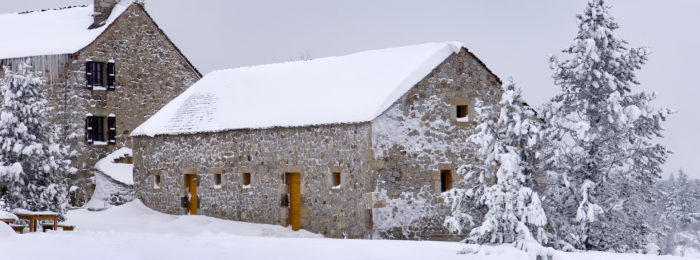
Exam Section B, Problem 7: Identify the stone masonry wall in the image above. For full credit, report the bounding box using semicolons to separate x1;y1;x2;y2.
369;49;502;240
133;123;374;239
42;3;199;205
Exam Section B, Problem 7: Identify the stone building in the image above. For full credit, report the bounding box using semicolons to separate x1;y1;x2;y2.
0;0;201;205
131;42;502;240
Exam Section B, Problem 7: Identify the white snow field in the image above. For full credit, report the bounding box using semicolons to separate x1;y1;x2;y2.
0;200;691;260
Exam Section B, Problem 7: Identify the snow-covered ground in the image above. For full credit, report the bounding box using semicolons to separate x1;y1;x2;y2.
0;200;693;259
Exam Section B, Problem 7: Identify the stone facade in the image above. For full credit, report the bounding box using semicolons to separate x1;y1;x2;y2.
370;49;502;240
0;3;201;205
132;48;501;239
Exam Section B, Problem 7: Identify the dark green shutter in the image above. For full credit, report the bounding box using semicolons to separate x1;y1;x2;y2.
107;61;115;91
107;115;116;145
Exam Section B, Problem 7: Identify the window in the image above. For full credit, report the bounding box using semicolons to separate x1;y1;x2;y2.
332;172;341;187
86;60;116;90
453;97;472;123
214;173;222;188
153;175;161;189
440;170;452;192
242;172;251;186
456;105;468;119
86;114;116;145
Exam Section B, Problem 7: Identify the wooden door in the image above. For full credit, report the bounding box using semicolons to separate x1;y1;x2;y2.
186;174;198;215
288;173;301;231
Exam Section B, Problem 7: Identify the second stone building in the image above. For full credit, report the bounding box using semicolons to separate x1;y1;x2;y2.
130;42;502;240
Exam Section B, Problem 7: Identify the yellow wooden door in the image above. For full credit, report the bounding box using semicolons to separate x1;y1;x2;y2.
187;175;198;215
288;173;301;231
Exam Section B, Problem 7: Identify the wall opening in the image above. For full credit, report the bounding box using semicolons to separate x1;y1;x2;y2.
242;172;251;186
332;172;341;187
153;175;161;189
440;170;452;192
214;173;222;188
456;105;468;119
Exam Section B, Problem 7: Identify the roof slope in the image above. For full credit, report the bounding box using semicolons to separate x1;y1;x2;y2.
132;42;465;137
0;3;131;60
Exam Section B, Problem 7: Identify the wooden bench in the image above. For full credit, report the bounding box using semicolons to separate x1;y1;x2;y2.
58;224;75;231
10;224;24;234
41;223;56;232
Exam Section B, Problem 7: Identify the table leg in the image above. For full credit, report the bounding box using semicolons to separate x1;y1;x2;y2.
29;217;35;232
53;216;57;231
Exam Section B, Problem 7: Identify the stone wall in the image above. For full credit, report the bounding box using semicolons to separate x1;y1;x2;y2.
133;123;374;238
0;3;200;205
369;49;502;240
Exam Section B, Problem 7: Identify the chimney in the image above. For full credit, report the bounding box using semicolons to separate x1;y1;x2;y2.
90;0;119;29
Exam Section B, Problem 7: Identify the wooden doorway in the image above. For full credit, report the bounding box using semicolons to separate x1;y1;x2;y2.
185;174;198;215
286;173;301;231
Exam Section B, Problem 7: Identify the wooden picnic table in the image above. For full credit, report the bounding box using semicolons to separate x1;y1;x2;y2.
12;209;58;232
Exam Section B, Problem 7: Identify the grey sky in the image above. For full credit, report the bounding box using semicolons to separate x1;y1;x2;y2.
2;0;699;178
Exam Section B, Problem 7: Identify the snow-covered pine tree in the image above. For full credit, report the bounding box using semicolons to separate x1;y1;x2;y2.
656;170;700;255
543;0;670;252
444;79;547;245
0;59;73;219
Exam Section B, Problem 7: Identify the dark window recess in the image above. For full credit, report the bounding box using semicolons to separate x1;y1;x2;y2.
215;174;222;186
107;115;116;145
93;117;104;142
85;61;107;89
456;105;468;119
440;170;452;192
242;173;251;186
107;61;116;90
332;172;341;187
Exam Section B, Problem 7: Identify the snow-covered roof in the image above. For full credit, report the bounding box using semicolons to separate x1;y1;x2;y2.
132;42;466;137
0;2;132;60
95;147;134;185
0;211;18;221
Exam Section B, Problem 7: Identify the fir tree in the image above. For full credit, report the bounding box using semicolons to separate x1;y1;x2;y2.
543;0;670;251
444;80;547;245
0;59;73;218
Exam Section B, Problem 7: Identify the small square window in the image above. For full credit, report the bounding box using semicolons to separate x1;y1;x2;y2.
332;172;341;187
153;175;161;189
456;105;468;119
440;170;452;192
214;173;222;187
242;172;251;186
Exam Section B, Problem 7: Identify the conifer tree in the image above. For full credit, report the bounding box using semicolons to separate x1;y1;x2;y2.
0;59;73;218
543;0;670;251
445;80;547;244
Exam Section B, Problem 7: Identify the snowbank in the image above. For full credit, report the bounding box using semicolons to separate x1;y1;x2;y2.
0;2;133;60
0;210;18;221
67;199;320;238
0;222;16;240
132;42;464;137
94;147;133;185
0;200;693;259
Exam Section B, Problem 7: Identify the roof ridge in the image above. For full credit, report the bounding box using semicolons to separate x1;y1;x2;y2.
16;5;89;15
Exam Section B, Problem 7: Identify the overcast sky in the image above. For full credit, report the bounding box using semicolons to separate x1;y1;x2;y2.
2;0;699;178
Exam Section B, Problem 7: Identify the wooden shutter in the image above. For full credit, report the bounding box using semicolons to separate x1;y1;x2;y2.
107;61;116;91
107;115;116;145
85;61;93;89
85;115;94;144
